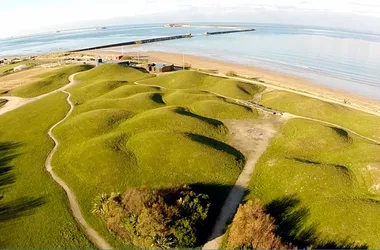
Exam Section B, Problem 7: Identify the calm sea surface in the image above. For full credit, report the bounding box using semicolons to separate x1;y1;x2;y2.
1;23;380;100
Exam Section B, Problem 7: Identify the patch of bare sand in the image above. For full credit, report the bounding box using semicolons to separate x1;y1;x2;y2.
203;117;282;249
0;67;56;93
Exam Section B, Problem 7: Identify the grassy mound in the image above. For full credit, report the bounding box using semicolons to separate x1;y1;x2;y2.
189;100;259;120
248;119;380;247
11;65;92;97
0;94;92;248
118;106;227;140
49;64;248;247
163;89;224;106
138;71;265;100
260;90;380;141
75;63;153;82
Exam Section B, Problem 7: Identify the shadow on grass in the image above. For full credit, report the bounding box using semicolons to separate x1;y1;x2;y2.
186;133;245;165
151;93;165;105
0;141;45;225
190;183;245;245
265;195;367;249
174;107;224;127
0;142;20;190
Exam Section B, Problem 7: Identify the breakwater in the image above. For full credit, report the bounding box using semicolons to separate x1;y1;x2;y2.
204;29;255;36
70;34;192;52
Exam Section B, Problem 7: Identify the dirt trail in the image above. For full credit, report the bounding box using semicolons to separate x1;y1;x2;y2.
202;119;279;249
45;78;112;249
0;73;80;116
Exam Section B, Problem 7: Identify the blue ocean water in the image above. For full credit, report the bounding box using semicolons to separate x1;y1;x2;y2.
1;23;380;100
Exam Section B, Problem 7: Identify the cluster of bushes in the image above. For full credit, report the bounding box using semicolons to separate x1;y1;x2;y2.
227;200;289;249
92;185;210;248
225;70;238;77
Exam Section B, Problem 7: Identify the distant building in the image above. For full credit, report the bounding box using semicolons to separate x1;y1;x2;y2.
96;58;130;66
13;65;27;72
145;63;174;73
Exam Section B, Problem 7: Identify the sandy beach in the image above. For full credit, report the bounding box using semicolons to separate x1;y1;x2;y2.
83;50;380;115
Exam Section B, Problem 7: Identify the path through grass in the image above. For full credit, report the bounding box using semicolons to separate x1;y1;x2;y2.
0;93;93;248
248;119;380;247
261;90;380;141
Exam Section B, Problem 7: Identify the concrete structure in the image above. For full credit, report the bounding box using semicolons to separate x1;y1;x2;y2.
13;65;27;72
145;63;174;73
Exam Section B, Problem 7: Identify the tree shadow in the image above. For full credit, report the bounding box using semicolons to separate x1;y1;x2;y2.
0;142;20;190
265;195;368;249
0;140;45;227
186;133;245;165
190;183;244;245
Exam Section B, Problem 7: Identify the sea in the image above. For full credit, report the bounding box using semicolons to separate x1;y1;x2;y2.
1;23;380;100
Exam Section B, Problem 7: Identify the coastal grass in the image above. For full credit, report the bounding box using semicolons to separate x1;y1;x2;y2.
138;70;265;100
260;90;380;141
248;119;380;247
11;65;92;98
50;64;250;247
0;60;39;76
0;99;7;107
0;93;93;248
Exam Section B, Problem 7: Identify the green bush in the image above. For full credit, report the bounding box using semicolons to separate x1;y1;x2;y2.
93;185;210;248
225;70;238;77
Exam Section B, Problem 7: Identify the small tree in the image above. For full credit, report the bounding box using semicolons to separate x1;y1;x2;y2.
227;200;289;249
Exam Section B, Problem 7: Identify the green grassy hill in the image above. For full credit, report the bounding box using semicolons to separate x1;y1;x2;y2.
11;65;92;98
248;119;380;247
49;65;258;247
0;94;93;248
260;90;380;141
138;71;265;100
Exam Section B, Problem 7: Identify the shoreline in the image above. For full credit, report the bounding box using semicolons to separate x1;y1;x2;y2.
83;49;380;115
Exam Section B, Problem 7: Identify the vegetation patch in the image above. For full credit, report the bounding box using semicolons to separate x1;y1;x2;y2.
11;65;92;97
248;119;380;247
260;90;380;141
227;200;289;249
92;186;210;248
0;99;8;108
0;60;39;76
138;70;265;100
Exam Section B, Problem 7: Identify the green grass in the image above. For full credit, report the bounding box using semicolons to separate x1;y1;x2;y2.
0;99;7;107
138;70;265;100
11;65;92;98
248;119;380;247
0;61;38;75
48;64;252;247
260;90;380;141
0;93;93;248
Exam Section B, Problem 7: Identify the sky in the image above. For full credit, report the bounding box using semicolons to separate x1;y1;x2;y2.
1;0;380;38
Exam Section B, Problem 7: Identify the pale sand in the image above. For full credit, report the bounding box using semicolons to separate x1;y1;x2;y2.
0;67;56;93
83;50;380;115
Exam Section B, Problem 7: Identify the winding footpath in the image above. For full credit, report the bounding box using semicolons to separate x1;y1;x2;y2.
44;76;112;249
1;71;380;249
134;79;380;249
0;73;111;249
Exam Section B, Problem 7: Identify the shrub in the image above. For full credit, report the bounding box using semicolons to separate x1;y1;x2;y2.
225;70;238;77
227;200;289;249
93;185;210;248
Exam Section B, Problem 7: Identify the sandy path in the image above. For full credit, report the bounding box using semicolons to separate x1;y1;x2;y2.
45;88;112;249
203;119;278;249
0;73;79;116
